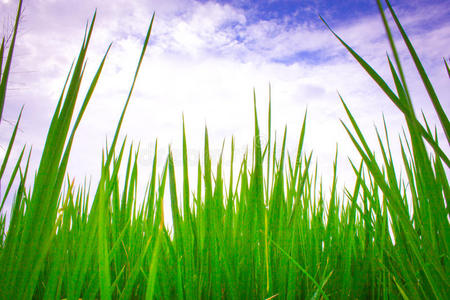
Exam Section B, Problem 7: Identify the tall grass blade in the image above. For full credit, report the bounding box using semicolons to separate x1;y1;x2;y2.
0;0;22;121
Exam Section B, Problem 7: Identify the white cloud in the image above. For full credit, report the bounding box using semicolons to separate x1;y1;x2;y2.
1;0;449;220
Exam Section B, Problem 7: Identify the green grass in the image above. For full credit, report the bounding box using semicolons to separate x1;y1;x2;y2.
0;0;448;299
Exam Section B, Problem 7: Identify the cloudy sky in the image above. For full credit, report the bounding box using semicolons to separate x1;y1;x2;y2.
0;0;449;212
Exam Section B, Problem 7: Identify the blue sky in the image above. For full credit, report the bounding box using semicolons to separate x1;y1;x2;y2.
199;0;381;24
0;0;449;220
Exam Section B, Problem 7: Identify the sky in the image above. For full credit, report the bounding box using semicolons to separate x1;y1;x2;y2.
0;0;449;217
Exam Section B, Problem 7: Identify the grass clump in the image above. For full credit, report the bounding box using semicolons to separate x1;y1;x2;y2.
0;0;448;299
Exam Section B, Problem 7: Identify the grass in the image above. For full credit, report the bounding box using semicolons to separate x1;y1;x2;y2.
0;0;448;298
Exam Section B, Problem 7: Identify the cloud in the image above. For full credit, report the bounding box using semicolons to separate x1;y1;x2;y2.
1;0;449;219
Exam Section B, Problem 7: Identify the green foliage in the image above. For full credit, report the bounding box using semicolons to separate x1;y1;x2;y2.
0;0;448;299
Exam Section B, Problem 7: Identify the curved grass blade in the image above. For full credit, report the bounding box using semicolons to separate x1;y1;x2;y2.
0;0;22;121
382;0;450;144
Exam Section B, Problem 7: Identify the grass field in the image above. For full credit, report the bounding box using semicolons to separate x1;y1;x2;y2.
0;0;448;299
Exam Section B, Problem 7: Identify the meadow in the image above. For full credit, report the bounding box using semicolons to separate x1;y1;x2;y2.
0;0;448;299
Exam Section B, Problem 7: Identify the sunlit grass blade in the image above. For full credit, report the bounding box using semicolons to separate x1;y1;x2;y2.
0;0;22;120
1;12;102;298
382;0;450;144
321;14;450;168
104;13;155;169
0;108;22;182
0;145;25;212
270;238;329;300
145;228;162;300
444;58;450;78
